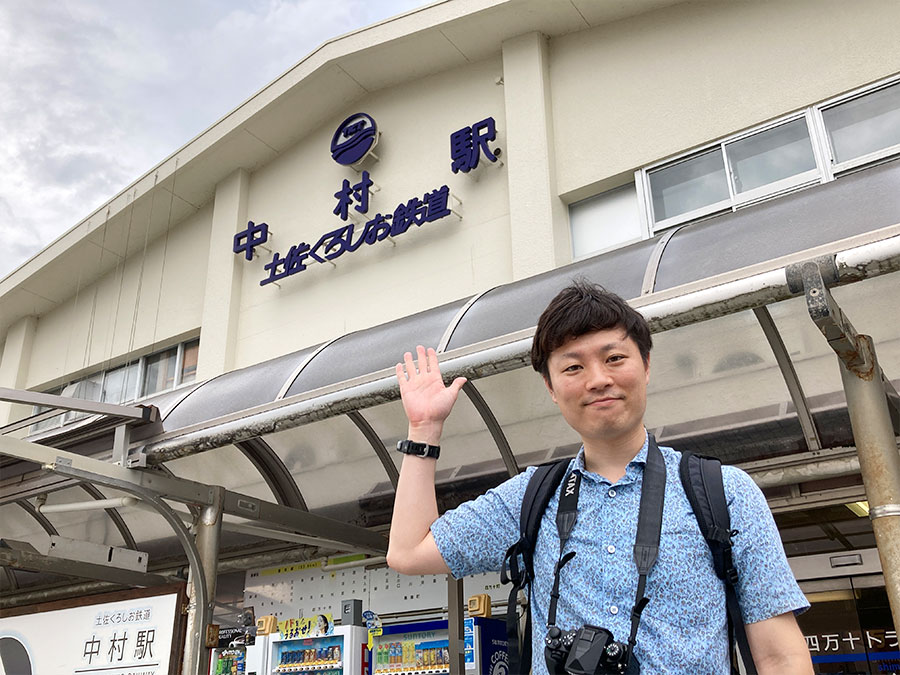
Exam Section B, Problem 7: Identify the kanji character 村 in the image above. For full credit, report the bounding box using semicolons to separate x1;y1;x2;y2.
333;171;373;221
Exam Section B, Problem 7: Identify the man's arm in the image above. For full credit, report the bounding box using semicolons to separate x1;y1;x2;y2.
745;611;813;674
386;346;465;576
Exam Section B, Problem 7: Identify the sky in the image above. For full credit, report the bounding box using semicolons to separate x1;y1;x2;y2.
0;0;430;281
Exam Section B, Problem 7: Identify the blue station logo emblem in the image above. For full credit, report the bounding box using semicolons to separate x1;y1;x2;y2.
330;113;377;165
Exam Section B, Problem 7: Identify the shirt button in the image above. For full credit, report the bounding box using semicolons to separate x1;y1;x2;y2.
606;545;616;554
610;605;619;615
608;488;617;497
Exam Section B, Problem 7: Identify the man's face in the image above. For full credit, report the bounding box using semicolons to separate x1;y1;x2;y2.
543;327;650;446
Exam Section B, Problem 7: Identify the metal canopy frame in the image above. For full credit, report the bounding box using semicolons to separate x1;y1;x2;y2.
1;226;899;668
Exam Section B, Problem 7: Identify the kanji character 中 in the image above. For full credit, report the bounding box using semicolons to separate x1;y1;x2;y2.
84;635;101;664
233;221;270;260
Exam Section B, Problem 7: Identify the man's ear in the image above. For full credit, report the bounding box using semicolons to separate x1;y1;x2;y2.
644;354;651;384
543;374;557;404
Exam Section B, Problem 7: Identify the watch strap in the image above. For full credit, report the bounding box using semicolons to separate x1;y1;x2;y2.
396;439;440;459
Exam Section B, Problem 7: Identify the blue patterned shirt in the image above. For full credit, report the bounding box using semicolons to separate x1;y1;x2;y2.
431;435;809;674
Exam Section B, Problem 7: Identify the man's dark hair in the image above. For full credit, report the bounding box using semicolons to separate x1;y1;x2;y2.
530;279;652;379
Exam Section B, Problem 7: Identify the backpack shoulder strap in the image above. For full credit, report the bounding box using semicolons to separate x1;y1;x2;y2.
679;452;757;675
500;458;571;675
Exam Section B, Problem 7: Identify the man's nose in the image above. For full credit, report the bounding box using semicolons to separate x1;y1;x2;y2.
584;363;614;389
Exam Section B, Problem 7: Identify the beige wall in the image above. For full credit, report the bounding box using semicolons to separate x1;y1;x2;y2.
551;0;900;200
25;204;212;389
234;56;509;368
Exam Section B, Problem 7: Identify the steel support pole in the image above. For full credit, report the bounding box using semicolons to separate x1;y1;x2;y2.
838;335;900;631
184;485;225;675
447;576;465;675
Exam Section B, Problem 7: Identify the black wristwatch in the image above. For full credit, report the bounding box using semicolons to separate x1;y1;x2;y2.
396;439;441;459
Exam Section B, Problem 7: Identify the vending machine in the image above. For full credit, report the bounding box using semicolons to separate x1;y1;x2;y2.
246;624;368;675
369;617;508;675
210;645;248;675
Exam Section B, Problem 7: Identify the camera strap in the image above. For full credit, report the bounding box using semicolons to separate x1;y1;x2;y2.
547;435;666;658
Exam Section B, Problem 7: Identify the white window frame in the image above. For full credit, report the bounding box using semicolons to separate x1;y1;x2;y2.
639;109;828;233
812;73;900;178
30;338;199;434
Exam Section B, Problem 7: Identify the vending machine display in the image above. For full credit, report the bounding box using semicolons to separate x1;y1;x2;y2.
247;624;368;675
211;647;247;674
369;618;507;675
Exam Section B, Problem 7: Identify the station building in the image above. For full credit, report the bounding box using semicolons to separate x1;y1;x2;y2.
2;1;899;673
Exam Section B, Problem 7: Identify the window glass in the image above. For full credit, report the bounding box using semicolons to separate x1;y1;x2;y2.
180;339;199;385
725;118;816;194
141;347;178;397
102;363;139;404
823;81;900;165
648;148;729;222
30;386;64;433
63;373;104;422
570;183;642;258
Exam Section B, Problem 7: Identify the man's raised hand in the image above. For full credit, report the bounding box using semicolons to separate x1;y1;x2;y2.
395;346;467;444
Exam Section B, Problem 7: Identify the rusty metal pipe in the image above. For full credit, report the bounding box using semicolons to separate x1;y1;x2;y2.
839;336;900;631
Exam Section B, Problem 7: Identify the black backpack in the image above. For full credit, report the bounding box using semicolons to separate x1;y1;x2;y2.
500;452;756;675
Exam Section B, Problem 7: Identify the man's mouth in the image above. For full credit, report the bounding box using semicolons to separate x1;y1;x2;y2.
586;397;622;406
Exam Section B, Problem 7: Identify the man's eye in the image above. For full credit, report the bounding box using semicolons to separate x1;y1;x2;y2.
608;355;624;362
563;364;581;372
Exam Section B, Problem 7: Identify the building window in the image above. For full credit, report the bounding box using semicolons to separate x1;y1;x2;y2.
631;74;900;235
818;79;900;173
180;338;200;385
141;347;178;397
642;112;823;231
102;362;140;405
724;117;817;196
647;149;731;225
569;183;644;259
30;338;199;434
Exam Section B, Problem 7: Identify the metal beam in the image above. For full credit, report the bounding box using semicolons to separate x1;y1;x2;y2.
797;260;900;632
462;381;519;477
0;541;173;587
447;576;465;675
220;491;386;555
347;411;399;490
235;438;307;510
126;232;900;464
17;498;58;536
80;482;138;550
0;387;160;423
753;306;822;451
0;409;62;435
0;436;387;556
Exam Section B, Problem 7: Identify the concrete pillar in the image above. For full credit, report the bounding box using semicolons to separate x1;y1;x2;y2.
0;316;37;426
196;169;250;382
502;32;570;280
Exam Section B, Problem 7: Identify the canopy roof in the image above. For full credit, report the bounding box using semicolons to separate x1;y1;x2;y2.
2;158;900;607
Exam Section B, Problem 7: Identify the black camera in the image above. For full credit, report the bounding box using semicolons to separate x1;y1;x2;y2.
544;625;632;674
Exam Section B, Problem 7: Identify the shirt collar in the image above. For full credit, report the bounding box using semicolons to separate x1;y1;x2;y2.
573;429;650;483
